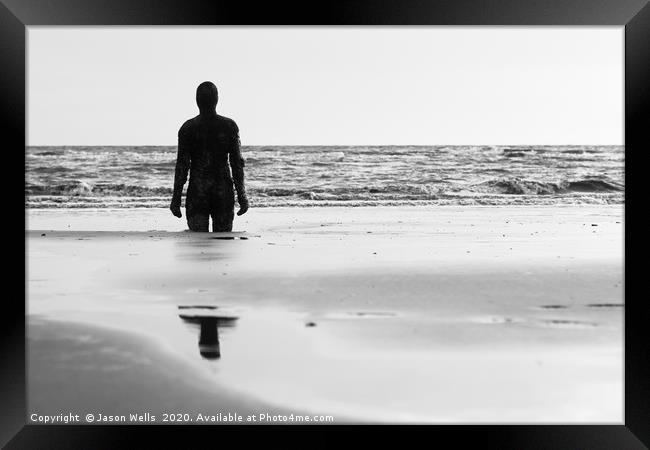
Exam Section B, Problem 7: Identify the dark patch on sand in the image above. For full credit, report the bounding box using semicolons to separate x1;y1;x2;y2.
541;319;597;328
178;305;218;310
486;316;516;324
586;303;624;308
353;311;396;318
538;304;569;309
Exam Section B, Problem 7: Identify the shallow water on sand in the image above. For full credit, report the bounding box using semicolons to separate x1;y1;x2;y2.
26;206;624;422
29;298;622;423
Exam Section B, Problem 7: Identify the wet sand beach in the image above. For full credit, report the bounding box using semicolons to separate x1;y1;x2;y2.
26;206;624;423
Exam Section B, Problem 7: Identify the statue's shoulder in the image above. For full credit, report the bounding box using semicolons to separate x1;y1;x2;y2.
179;116;200;135
216;114;239;134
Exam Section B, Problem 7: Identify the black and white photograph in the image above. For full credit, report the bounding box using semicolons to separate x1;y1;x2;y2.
24;25;625;425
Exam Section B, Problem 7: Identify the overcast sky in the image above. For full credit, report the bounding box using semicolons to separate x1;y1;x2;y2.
27;27;623;146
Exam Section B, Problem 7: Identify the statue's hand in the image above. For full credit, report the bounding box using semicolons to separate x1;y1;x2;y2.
237;195;249;216
170;202;182;218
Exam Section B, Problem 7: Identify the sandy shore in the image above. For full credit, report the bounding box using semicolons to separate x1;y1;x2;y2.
26;206;624;423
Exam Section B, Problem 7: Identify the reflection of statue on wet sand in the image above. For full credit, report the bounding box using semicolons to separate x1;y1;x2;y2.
170;81;248;232
179;312;238;360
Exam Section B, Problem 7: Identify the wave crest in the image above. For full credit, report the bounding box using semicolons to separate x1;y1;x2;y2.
481;178;622;195
26;181;173;197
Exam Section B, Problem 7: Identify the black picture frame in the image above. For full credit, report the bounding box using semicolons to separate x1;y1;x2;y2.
4;0;648;447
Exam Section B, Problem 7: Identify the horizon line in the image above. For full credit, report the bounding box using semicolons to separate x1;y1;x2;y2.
25;143;626;147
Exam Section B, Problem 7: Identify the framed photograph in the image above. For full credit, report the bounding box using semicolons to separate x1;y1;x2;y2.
4;0;648;447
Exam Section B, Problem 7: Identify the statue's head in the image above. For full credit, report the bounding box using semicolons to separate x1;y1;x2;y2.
196;81;218;113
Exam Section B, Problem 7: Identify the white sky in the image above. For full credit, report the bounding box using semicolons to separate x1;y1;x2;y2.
27;27;623;146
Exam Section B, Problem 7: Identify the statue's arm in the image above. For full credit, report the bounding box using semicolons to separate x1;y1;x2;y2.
229;123;248;215
171;125;191;207
229;125;247;200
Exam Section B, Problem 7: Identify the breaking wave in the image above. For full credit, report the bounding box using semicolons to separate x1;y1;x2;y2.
481;178;623;195
26;145;624;208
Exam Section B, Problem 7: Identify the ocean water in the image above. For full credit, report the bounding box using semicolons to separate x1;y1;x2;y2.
26;145;624;208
